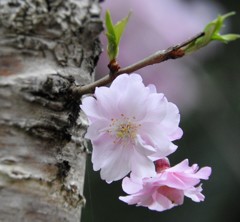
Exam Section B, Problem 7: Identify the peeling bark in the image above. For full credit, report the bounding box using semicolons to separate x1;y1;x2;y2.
0;0;102;221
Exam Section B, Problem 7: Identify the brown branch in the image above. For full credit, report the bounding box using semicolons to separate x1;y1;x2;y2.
72;32;204;97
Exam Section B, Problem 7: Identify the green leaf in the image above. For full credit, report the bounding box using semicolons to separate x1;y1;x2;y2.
105;10;117;60
105;10;115;41
212;33;240;43
184;12;240;54
106;33;118;61
105;10;131;61
114;12;131;46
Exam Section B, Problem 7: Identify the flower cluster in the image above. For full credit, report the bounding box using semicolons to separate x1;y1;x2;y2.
81;73;211;211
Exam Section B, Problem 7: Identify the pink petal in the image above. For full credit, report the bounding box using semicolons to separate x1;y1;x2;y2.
110;73;143;89
119;194;142;205
85;119;109;140
169;127;183;140
138;192;155;207
91;133;118;171
130;149;156;179
157;186;184;205
121;176;143;194
99;145;133;183
94;86;120;118
140;123;177;157
195;167;212;180
167;159;190;172
161;172;193;189
80;96;105;122
147;84;157;93
160;102;182;140
135;135;156;156
184;185;205;202
149;142;178;161
148;191;174;212
115;76;150;120
140;93;166;123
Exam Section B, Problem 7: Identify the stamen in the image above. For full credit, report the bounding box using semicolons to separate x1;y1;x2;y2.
106;115;140;145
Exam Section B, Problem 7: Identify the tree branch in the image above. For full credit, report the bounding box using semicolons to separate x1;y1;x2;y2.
72;32;204;96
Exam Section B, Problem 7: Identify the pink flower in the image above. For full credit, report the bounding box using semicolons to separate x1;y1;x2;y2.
80;74;183;183
119;158;211;212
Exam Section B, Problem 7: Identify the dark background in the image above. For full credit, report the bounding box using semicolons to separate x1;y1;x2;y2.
82;1;240;221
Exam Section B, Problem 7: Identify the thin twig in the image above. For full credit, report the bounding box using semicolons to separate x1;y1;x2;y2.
72;32;204;96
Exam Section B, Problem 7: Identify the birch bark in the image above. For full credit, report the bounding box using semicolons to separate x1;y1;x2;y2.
0;0;102;221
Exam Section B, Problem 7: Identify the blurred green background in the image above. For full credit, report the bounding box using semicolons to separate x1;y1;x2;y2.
82;0;240;221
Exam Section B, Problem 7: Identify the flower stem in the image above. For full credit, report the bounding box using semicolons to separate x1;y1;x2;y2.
72;32;204;96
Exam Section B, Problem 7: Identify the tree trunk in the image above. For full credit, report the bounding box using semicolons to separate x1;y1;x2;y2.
0;0;102;221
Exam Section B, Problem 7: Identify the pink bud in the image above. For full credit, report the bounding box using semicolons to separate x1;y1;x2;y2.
155;158;170;173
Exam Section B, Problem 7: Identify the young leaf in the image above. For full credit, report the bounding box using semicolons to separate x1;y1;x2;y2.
105;10;131;61
184;12;240;54
105;10;117;61
105;10;115;37
114;12;131;46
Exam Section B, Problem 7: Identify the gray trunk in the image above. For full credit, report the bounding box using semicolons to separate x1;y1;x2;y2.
0;0;102;221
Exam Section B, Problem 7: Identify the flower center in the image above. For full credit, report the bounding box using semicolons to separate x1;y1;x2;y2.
107;114;141;145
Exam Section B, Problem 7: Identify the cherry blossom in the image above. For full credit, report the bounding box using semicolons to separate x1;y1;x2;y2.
80;74;182;183
119;158;211;211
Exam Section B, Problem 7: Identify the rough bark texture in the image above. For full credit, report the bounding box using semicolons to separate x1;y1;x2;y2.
0;0;102;221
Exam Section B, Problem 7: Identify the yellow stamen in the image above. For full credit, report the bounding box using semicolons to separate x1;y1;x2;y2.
107;115;140;145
